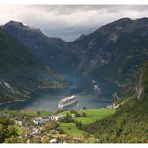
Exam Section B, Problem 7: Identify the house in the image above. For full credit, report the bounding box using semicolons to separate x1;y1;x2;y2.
50;138;64;143
32;117;42;125
73;137;85;143
49;115;65;121
71;114;75;118
50;138;58;143
32;115;66;125
42;116;50;122
15;120;23;126
106;103;119;109
30;128;41;136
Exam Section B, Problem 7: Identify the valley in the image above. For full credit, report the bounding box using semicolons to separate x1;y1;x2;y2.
0;16;148;143
0;73;118;111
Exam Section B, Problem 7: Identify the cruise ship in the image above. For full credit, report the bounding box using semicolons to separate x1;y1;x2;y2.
58;95;78;109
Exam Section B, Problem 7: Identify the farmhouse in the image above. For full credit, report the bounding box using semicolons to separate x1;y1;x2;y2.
30;128;41;136
32;115;65;125
15;120;23;126
49;115;66;121
32;117;42;125
42;116;49;122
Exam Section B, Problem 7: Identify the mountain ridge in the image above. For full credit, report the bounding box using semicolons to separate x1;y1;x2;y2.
0;27;66;103
3;17;148;94
4;21;68;67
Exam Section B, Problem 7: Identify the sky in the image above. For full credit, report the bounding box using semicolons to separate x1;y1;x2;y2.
0;5;148;41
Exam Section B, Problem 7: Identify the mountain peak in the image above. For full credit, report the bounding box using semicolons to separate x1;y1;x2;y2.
91;17;148;37
5;20;28;28
4;20;32;33
115;17;132;22
4;20;45;35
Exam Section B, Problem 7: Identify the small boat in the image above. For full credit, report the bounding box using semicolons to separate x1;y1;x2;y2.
58;95;78;109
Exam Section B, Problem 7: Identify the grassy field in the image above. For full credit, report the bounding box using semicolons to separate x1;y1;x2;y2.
76;108;116;124
59;108;116;124
60;122;85;137
59;108;116;137
58;110;70;115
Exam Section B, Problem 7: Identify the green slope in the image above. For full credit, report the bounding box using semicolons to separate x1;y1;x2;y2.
0;27;61;103
85;62;148;143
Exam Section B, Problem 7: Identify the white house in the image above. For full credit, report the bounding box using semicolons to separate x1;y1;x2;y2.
32;115;66;125
50;138;58;143
32;117;42;125
49;115;63;121
42;116;50;122
31;128;41;136
15;120;23;126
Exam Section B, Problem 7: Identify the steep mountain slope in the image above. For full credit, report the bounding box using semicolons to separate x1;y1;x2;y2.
0;27;64;103
3;21;68;70
84;62;148;143
4;18;148;88
69;18;148;84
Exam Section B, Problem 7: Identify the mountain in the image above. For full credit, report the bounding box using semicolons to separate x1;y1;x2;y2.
0;27;65;103
4;18;148;88
3;21;68;71
70;18;148;83
84;62;148;143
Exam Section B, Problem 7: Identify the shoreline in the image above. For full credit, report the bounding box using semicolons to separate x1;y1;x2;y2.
0;86;69;107
0;99;26;106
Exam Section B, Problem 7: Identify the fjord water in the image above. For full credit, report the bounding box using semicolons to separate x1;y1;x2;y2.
0;74;118;111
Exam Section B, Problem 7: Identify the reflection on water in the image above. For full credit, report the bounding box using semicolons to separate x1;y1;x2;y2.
0;74;119;111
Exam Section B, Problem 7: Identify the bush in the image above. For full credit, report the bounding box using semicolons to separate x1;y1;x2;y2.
81;112;87;117
75;121;82;129
70;110;81;117
61;113;74;123
0;117;18;143
42;121;58;131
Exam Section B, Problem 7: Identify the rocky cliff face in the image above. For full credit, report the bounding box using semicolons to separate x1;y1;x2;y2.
70;18;148;82
135;73;143;99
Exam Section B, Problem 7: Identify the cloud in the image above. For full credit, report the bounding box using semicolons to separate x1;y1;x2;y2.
0;5;148;41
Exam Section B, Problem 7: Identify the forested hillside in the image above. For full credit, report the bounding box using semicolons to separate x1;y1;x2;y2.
0;27;66;103
85;62;148;143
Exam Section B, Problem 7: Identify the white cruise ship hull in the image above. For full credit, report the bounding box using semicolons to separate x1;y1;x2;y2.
58;99;78;109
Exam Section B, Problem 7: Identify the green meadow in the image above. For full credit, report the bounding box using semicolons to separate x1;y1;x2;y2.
59;108;116;137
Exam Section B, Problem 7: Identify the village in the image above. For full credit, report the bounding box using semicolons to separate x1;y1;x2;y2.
14;114;66;143
0;107;116;143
